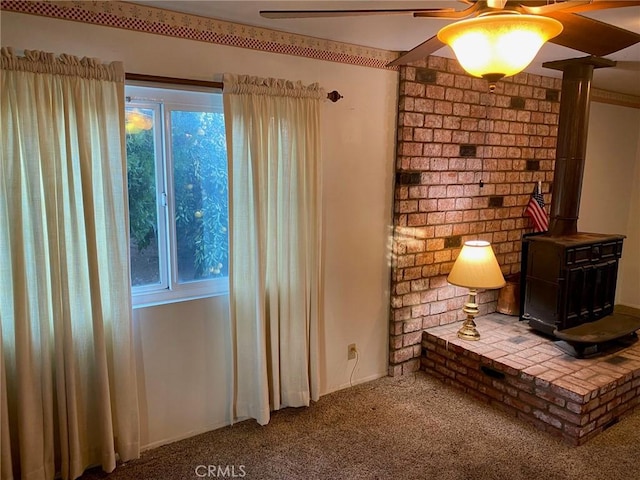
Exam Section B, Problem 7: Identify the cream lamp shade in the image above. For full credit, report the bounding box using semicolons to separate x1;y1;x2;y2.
437;13;563;88
447;240;506;290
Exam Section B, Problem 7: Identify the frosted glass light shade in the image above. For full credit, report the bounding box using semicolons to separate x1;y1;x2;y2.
437;14;563;81
447;241;506;289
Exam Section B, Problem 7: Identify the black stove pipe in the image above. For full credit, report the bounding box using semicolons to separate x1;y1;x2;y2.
542;56;615;237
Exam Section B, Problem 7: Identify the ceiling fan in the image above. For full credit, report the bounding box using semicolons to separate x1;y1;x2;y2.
260;0;640;70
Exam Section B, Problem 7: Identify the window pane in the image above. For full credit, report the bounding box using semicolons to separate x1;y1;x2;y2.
171;110;229;283
126;107;161;287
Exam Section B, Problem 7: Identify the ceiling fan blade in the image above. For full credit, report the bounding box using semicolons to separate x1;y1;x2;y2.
414;2;482;18
552;0;640;13
259;8;456;19
614;61;640;71
547;12;640;56
520;0;591;15
387;36;446;67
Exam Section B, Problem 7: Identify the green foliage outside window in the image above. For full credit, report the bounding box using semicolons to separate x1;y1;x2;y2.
126;107;228;284
172;110;229;280
126;118;157;253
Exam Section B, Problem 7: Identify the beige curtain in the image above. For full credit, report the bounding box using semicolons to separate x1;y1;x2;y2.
0;47;139;480
223;74;323;425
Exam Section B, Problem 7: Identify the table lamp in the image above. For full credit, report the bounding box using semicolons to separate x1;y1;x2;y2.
447;240;506;340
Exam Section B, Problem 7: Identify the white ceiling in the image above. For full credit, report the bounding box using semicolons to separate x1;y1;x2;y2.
131;1;640;95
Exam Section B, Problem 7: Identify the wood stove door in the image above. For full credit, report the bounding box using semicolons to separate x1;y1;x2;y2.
562;260;618;330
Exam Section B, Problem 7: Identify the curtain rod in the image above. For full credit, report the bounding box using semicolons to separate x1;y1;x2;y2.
125;73;343;102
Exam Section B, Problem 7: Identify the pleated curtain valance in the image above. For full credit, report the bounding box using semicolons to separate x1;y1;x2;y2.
222;73;325;99
1;46;124;81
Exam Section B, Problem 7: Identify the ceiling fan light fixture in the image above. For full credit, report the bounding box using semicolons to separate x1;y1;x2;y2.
437;14;563;88
125;109;153;134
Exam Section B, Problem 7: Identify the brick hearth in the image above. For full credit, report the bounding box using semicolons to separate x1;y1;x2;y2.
421;313;640;445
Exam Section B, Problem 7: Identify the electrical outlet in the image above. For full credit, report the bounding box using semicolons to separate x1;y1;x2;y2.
348;343;357;360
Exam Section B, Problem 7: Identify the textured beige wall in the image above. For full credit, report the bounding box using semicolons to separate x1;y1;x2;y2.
580;101;640;309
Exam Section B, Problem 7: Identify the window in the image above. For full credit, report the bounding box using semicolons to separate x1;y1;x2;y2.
125;84;228;307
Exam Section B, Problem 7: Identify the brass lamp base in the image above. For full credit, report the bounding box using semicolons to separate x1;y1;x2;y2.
457;288;481;341
457;316;481;341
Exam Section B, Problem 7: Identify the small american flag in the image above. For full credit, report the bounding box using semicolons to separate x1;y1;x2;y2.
525;182;548;232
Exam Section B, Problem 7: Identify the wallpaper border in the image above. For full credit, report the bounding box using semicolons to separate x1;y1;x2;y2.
0;0;400;70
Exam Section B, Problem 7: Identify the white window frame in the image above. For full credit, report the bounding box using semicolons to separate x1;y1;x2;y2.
126;83;229;308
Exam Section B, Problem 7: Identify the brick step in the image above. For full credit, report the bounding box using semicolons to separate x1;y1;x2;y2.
421;313;640;445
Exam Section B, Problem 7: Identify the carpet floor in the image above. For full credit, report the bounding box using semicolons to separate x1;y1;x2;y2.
81;371;640;480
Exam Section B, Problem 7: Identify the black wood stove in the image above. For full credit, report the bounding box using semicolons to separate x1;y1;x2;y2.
520;57;640;356
522;232;624;335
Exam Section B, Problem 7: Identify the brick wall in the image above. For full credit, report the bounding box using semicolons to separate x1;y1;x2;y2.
389;55;563;376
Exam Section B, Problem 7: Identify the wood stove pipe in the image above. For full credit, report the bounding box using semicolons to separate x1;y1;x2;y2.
542;56;615;237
